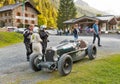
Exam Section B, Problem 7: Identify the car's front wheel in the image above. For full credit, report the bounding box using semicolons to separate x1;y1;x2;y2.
30;54;42;71
58;55;73;76
87;44;97;60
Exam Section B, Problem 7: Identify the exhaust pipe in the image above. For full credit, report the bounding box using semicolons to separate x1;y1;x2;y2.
49;64;56;70
37;62;56;70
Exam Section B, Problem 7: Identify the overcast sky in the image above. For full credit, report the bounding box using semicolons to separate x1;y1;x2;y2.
76;0;120;15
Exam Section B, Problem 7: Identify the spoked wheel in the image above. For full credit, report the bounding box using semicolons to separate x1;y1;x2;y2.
87;44;97;60
30;54;42;71
58;55;73;76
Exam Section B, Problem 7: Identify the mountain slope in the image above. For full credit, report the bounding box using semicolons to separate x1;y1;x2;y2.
51;0;105;17
75;0;105;16
75;0;88;6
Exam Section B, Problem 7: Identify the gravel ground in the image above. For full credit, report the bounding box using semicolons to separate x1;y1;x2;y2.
0;34;120;84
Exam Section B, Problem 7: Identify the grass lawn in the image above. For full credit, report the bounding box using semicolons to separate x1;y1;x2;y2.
37;54;120;84
0;32;23;48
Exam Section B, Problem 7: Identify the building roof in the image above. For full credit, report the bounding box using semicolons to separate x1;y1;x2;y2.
75;16;98;22
116;16;120;21
63;18;77;24
0;3;20;12
63;15;117;24
63;16;98;24
95;15;115;22
0;1;40;14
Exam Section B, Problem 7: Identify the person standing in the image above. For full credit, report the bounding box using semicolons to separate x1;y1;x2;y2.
92;20;102;47
65;28;69;36
31;27;43;56
39;25;49;55
60;29;63;35
23;25;34;61
73;24;79;41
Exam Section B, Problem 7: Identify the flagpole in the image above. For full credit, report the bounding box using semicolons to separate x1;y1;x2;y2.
22;0;25;28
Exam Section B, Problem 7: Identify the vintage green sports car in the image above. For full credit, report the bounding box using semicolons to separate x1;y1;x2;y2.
30;39;97;76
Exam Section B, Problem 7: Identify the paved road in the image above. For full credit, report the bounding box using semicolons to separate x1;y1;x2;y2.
0;34;120;84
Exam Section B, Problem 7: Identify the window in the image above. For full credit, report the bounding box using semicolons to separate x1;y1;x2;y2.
9;12;11;16
5;19;7;22
17;12;21;16
16;19;21;23
25;13;28;17
0;14;2;17
31;21;34;24
5;13;7;16
9;19;12;23
25;20;28;23
31;14;34;18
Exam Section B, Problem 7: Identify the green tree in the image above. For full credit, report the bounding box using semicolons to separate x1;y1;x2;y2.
96;14;102;16
38;15;47;26
3;0;9;5
57;0;77;29
32;0;57;28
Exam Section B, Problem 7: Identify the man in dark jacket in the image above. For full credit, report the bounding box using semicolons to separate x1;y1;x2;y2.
23;25;34;61
39;25;49;55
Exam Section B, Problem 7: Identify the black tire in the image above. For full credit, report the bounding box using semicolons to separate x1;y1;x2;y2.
87;44;97;60
30;54;42;71
58;55;73;76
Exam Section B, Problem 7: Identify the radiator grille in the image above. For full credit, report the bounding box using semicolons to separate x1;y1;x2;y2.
45;50;55;62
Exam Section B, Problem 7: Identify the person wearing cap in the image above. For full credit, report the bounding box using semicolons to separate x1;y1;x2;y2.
23;25;34;61
92;20;102;47
39;25;49;55
30;27;43;57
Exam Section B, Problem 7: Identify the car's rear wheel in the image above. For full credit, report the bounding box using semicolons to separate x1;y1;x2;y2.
58;55;73;76
30;54;42;71
87;44;97;60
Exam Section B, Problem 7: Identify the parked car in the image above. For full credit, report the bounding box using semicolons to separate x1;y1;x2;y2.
116;29;120;34
14;28;26;33
117;31;120;34
7;26;17;32
45;29;57;35
30;39;97;76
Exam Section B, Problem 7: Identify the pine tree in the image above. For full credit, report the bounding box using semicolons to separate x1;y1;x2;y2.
0;0;4;7
3;0;9;5
57;0;77;29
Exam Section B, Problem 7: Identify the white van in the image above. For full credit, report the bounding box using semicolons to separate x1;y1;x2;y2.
7;26;17;32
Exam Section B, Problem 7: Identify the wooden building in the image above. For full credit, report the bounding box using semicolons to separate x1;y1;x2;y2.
0;1;40;27
117;16;120;26
63;15;118;33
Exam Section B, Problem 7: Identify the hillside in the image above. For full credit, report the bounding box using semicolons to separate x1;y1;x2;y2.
75;0;89;6
51;0;105;17
75;0;105;16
